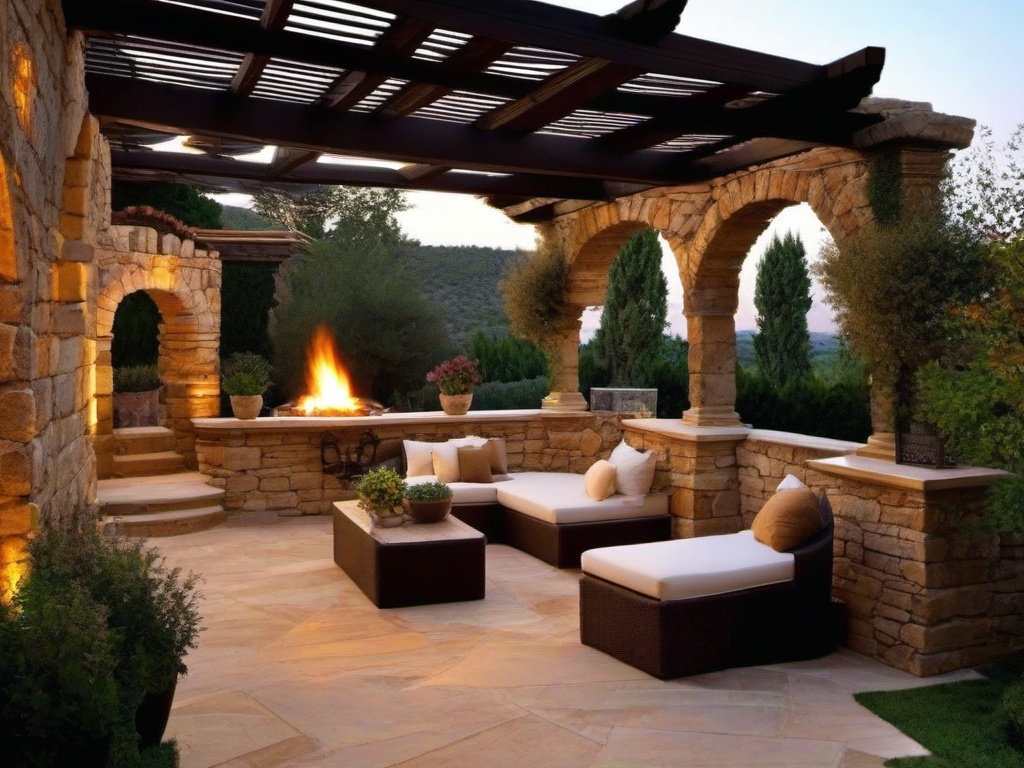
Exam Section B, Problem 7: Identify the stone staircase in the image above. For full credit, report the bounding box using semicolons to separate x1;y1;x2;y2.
98;427;227;537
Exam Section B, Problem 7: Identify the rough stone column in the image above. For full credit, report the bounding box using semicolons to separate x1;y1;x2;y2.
542;309;588;412
682;311;743;428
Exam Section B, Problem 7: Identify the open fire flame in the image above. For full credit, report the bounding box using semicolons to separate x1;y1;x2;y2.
294;325;365;416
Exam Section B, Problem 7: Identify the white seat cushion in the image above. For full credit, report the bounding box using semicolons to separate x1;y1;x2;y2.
581;530;795;601
406;475;501;505
496;472;668;524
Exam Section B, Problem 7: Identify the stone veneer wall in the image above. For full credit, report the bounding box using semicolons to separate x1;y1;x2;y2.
93;225;221;474
0;1;101;598
194;412;625;515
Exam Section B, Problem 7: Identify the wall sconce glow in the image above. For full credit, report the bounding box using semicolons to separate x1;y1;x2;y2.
1;548;28;603
12;43;35;131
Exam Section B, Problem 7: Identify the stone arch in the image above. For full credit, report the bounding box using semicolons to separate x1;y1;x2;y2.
95;263;219;475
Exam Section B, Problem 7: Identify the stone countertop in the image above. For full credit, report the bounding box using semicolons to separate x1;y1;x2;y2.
192;409;595;431
807;454;1012;492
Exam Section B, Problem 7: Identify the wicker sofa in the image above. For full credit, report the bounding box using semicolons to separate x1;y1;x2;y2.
406;471;671;568
577;493;839;679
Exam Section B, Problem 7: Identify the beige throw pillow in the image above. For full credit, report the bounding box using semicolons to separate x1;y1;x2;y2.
608;441;656;496
431;443;462;483
487;438;508;474
584;459;617;501
751;480;823;552
458;445;494;483
404;439;441;477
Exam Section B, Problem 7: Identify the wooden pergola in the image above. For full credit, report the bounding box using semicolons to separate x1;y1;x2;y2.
64;0;885;222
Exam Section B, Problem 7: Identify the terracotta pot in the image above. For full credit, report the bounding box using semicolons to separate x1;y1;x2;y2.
405;498;452;524
136;679;177;750
113;389;161;428
230;394;263;419
439;392;473;416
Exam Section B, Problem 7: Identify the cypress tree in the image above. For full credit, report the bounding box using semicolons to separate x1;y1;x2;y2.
752;231;813;387
593;228;668;386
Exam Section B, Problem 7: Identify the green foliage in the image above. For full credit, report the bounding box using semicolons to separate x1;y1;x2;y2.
472;376;549;410
857;675;1024;768
868;152;903;226
112;291;160;368
916;234;1024;533
111;181;222;228
271;238;448;404
645;335;690;418
737;366;871;442
943;123;1024;241
593;229;668;386
114;364;160;393
752;231;812;387
219;205;283;231
578;338;611;400
402;245;520;343
814;217;985;407
355;467;407;511
405;481;453;502
253;185;408;243
468;330;547;383
1004;680;1024;749
221;352;272;396
501;227;569;366
220;262;278;360
426;355;482;395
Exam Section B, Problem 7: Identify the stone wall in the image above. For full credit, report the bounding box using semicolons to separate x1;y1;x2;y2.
93;225;221;474
0;0;97;598
194;412;625;515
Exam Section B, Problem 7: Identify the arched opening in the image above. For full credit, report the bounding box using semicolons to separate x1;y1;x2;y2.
111;290;163;428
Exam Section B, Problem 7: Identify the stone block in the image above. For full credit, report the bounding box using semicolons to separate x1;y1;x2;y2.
0;389;36;441
223;447;262;471
260;477;290;492
51;261;87;302
0;447;32;496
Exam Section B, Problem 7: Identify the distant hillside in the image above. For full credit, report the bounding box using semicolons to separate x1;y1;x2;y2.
220;205;284;231
401;244;520;343
736;330;841;369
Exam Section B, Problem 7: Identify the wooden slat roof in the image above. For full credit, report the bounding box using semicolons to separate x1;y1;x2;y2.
65;0;885;222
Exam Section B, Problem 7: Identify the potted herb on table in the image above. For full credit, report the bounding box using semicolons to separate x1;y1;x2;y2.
355;467;408;528
113;363;161;428
222;352;272;420
404;481;454;523
427;355;482;415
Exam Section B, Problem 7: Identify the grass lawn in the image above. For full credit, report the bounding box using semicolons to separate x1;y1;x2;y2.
856;668;1024;768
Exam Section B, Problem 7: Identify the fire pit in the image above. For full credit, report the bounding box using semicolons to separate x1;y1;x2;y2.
273;325;388;417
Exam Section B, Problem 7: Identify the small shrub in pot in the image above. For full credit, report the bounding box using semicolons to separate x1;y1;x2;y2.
221;352;272;418
404;481;454;524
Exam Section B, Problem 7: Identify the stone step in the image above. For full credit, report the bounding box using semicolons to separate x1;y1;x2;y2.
112;451;187;478
98;472;226;516
102;506;228;538
114;426;176;455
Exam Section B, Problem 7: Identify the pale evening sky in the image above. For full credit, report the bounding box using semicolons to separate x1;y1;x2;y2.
213;0;1024;338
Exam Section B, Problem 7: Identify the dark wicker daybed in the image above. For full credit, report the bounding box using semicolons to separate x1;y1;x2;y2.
579;495;841;679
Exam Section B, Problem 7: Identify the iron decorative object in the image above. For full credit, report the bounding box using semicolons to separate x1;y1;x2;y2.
321;429;380;483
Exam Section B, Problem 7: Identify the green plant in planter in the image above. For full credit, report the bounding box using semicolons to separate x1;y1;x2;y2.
405;481;453;502
354;467;407;513
221;352;272;396
114;364;161;393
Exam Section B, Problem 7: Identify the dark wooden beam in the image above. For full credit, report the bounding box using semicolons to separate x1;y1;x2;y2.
266;147;321;179
107;148;614;200
475;58;643;133
229;0;296;96
397;164;451;181
87;74;705;185
604;0;686;44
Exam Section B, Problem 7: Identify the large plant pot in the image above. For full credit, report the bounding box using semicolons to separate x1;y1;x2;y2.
230;394;263;420
136;679;177;750
113;389;161;428
439;393;473;416
405;498;452;524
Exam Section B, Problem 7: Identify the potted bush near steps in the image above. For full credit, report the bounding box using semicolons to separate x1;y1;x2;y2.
427;355;482;415
405;480;454;523
355;467;407;528
0;517;202;766
113;364;161;428
222;351;272;419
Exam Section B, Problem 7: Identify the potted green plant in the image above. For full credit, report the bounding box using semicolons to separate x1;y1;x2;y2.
0;519;202;766
222;352;272;419
426;355;482;415
404;481;454;524
354;467;408;527
113;363;161;428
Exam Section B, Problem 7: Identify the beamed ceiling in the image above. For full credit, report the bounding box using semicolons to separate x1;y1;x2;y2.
63;0;886;222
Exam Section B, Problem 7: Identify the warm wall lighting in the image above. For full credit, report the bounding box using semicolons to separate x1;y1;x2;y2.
12;43;34;131
1;543;28;603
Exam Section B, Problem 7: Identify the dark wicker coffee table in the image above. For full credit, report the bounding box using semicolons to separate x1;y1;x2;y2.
332;501;486;608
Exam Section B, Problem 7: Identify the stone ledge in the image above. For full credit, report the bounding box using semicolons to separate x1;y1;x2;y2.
623;418;750;443
191;409;590;433
807;455;1011;492
746;429;863;454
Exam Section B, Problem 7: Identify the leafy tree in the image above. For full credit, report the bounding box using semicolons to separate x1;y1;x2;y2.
111;291;160;368
468;331;546;383
943;124;1024;241
110;181;222;228
220;262;277;360
593;228;667;386
253;186;408;244
752;231;813;387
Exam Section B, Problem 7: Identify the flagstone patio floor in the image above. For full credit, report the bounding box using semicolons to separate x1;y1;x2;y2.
154;511;979;768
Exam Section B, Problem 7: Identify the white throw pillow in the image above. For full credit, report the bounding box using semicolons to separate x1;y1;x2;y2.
404;439;441;477
431;442;462;483
608;441;656;496
776;474;807;491
584;459;617;501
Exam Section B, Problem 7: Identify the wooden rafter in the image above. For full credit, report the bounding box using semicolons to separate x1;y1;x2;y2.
229;0;296;96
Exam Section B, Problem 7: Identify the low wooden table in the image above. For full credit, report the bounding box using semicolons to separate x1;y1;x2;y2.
332;501;486;608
